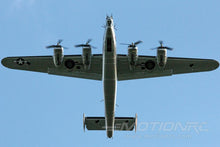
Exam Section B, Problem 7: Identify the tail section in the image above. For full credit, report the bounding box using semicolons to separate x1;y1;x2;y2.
83;114;137;131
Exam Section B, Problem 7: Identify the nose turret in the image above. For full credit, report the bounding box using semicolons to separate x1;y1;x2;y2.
106;16;114;27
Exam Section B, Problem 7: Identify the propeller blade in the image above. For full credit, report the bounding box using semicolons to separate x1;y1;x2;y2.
86;39;92;45
46;45;55;48
63;46;69;49
46;39;65;49
57;39;63;45
75;39;96;49
159;40;163;46
165;47;173;51
46;45;60;49
150;40;173;51
134;40;143;45
91;45;97;49
75;44;85;48
120;40;143;47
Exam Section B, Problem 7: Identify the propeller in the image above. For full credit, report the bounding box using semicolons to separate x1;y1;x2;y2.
46;39;68;49
151;41;173;50
75;39;97;49
120;40;143;47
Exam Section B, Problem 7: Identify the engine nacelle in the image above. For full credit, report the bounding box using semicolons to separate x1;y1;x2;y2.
128;46;138;70
82;47;92;70
157;49;167;68
53;48;64;67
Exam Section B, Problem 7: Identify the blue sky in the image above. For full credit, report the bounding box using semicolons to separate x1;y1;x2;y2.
0;0;219;146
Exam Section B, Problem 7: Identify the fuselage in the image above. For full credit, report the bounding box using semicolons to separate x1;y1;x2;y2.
102;16;117;138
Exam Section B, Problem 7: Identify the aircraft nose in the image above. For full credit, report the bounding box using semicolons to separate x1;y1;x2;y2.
107;20;112;26
106;16;113;27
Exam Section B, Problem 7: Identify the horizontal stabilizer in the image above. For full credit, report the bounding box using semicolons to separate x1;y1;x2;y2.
84;115;137;131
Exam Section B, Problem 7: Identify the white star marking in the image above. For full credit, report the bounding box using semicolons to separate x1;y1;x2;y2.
18;59;24;65
15;58;25;65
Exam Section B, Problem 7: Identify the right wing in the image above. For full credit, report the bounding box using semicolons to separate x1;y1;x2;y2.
117;55;219;81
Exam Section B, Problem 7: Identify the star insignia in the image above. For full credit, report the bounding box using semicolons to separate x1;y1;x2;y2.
15;58;25;65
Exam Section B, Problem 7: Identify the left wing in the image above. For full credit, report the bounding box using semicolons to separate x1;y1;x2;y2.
1;55;103;80
117;55;219;81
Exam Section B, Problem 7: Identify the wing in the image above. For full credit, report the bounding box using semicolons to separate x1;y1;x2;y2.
117;55;219;81
2;54;219;81
1;55;102;80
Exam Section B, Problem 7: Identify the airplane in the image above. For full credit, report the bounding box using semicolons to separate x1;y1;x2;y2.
1;16;219;138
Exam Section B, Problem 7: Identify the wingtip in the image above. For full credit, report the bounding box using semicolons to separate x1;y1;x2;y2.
1;57;8;68
211;59;219;71
1;57;16;69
